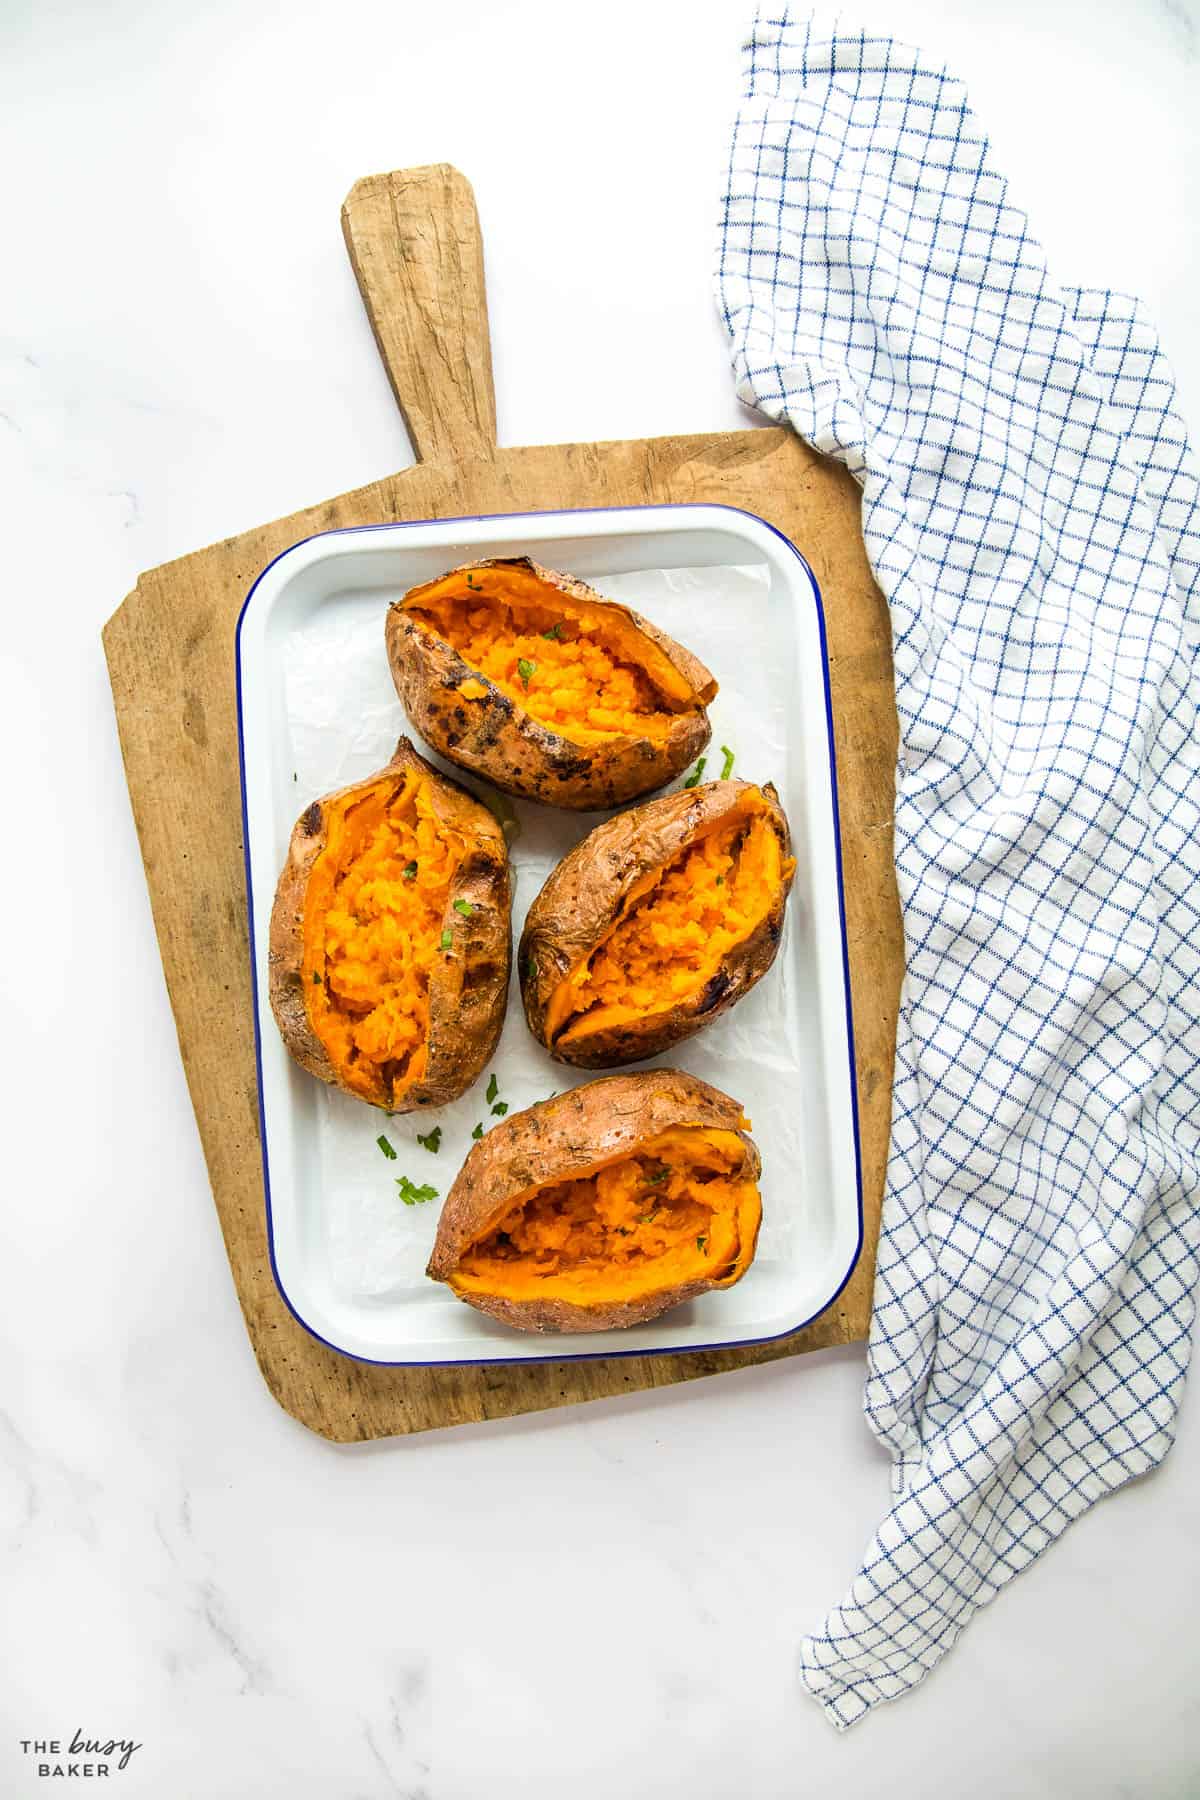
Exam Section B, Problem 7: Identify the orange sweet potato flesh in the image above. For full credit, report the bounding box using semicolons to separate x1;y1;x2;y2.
407;565;695;745
427;1070;763;1334
269;738;510;1112
385;559;717;810
550;795;787;1043
453;1127;759;1308
301;769;461;1101
521;781;796;1068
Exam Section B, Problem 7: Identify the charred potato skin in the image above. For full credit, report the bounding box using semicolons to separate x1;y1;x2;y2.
427;1070;762;1334
269;795;338;1090
519;780;794;1068
267;736;511;1112
385;557;716;811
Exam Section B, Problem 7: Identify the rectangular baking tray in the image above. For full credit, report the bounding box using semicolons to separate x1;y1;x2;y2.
236;504;862;1364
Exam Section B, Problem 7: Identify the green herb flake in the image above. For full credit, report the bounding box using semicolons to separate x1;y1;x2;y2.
465;573;482;592
647;1166;670;1185
719;744;736;780
541;622;564;640
452;898;474;918
486;1073;499;1105
376;1134;397;1160
402;860;418;880
517;657;535;689
293;771;298;781
616;1226;632;1236
440;928;453;952
471;1122;484;1141
396;1175;439;1207
696;1235;708;1254
311;970;322;985
683;756;707;790
524;953;539;980
416;1126;442;1154
638;1208;660;1225
491;1101;509;1117
715;875;725;886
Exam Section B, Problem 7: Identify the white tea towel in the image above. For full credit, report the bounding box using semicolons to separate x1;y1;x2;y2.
716;10;1200;1729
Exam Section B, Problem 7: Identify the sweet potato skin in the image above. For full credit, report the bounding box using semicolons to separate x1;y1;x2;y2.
519;779;794;1067
385;558;716;810
267;736;510;1111
427;1070;762;1333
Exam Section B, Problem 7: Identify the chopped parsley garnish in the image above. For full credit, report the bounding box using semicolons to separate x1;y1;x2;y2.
541;622;564;640
292;771;297;781
524;953;538;980
715;875;724;886
465;573;482;591
416;1126;442;1154
486;1073;499;1104
491;1101;509;1117
638;1208;660;1225
683;756;707;789
696;1235;708;1254
517;657;535;688
402;860;418;879
719;744;736;780
311;970;322;985
396;1176;438;1206
376;1134;397;1160
452;897;474;918
616;1226;632;1236
471;1122;484;1141
440;928;453;951
646;1167;670;1185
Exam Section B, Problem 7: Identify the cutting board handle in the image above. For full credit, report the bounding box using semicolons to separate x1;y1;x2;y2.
341;165;497;464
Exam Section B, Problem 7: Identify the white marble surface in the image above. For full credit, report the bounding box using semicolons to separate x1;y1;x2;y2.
2;1;1199;1794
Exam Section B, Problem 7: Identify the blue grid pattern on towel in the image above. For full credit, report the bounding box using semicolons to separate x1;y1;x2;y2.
716;10;1200;1729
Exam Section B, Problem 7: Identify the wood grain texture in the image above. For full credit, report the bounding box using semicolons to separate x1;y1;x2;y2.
342;166;497;463
103;169;903;1442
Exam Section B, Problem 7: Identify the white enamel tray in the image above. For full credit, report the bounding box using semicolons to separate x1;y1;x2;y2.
236;504;862;1364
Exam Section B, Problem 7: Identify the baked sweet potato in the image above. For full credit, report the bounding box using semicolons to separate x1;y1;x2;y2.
520;779;795;1067
427;1071;762;1332
385;557;717;810
268;737;510;1111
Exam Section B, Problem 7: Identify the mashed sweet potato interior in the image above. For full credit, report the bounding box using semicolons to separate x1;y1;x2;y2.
546;792;794;1045
302;769;467;1105
452;1126;759;1304
404;564;700;746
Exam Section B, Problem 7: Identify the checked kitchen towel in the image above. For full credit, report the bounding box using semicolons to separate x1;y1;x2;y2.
716;11;1200;1728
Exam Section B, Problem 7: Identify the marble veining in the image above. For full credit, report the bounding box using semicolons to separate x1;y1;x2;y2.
1157;0;1198;57
3;0;1198;1792
0;1409;100;1550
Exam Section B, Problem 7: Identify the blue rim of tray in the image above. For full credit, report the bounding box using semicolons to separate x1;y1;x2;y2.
234;502;866;1367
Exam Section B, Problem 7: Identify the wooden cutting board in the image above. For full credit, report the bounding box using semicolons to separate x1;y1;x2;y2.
103;165;901;1442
